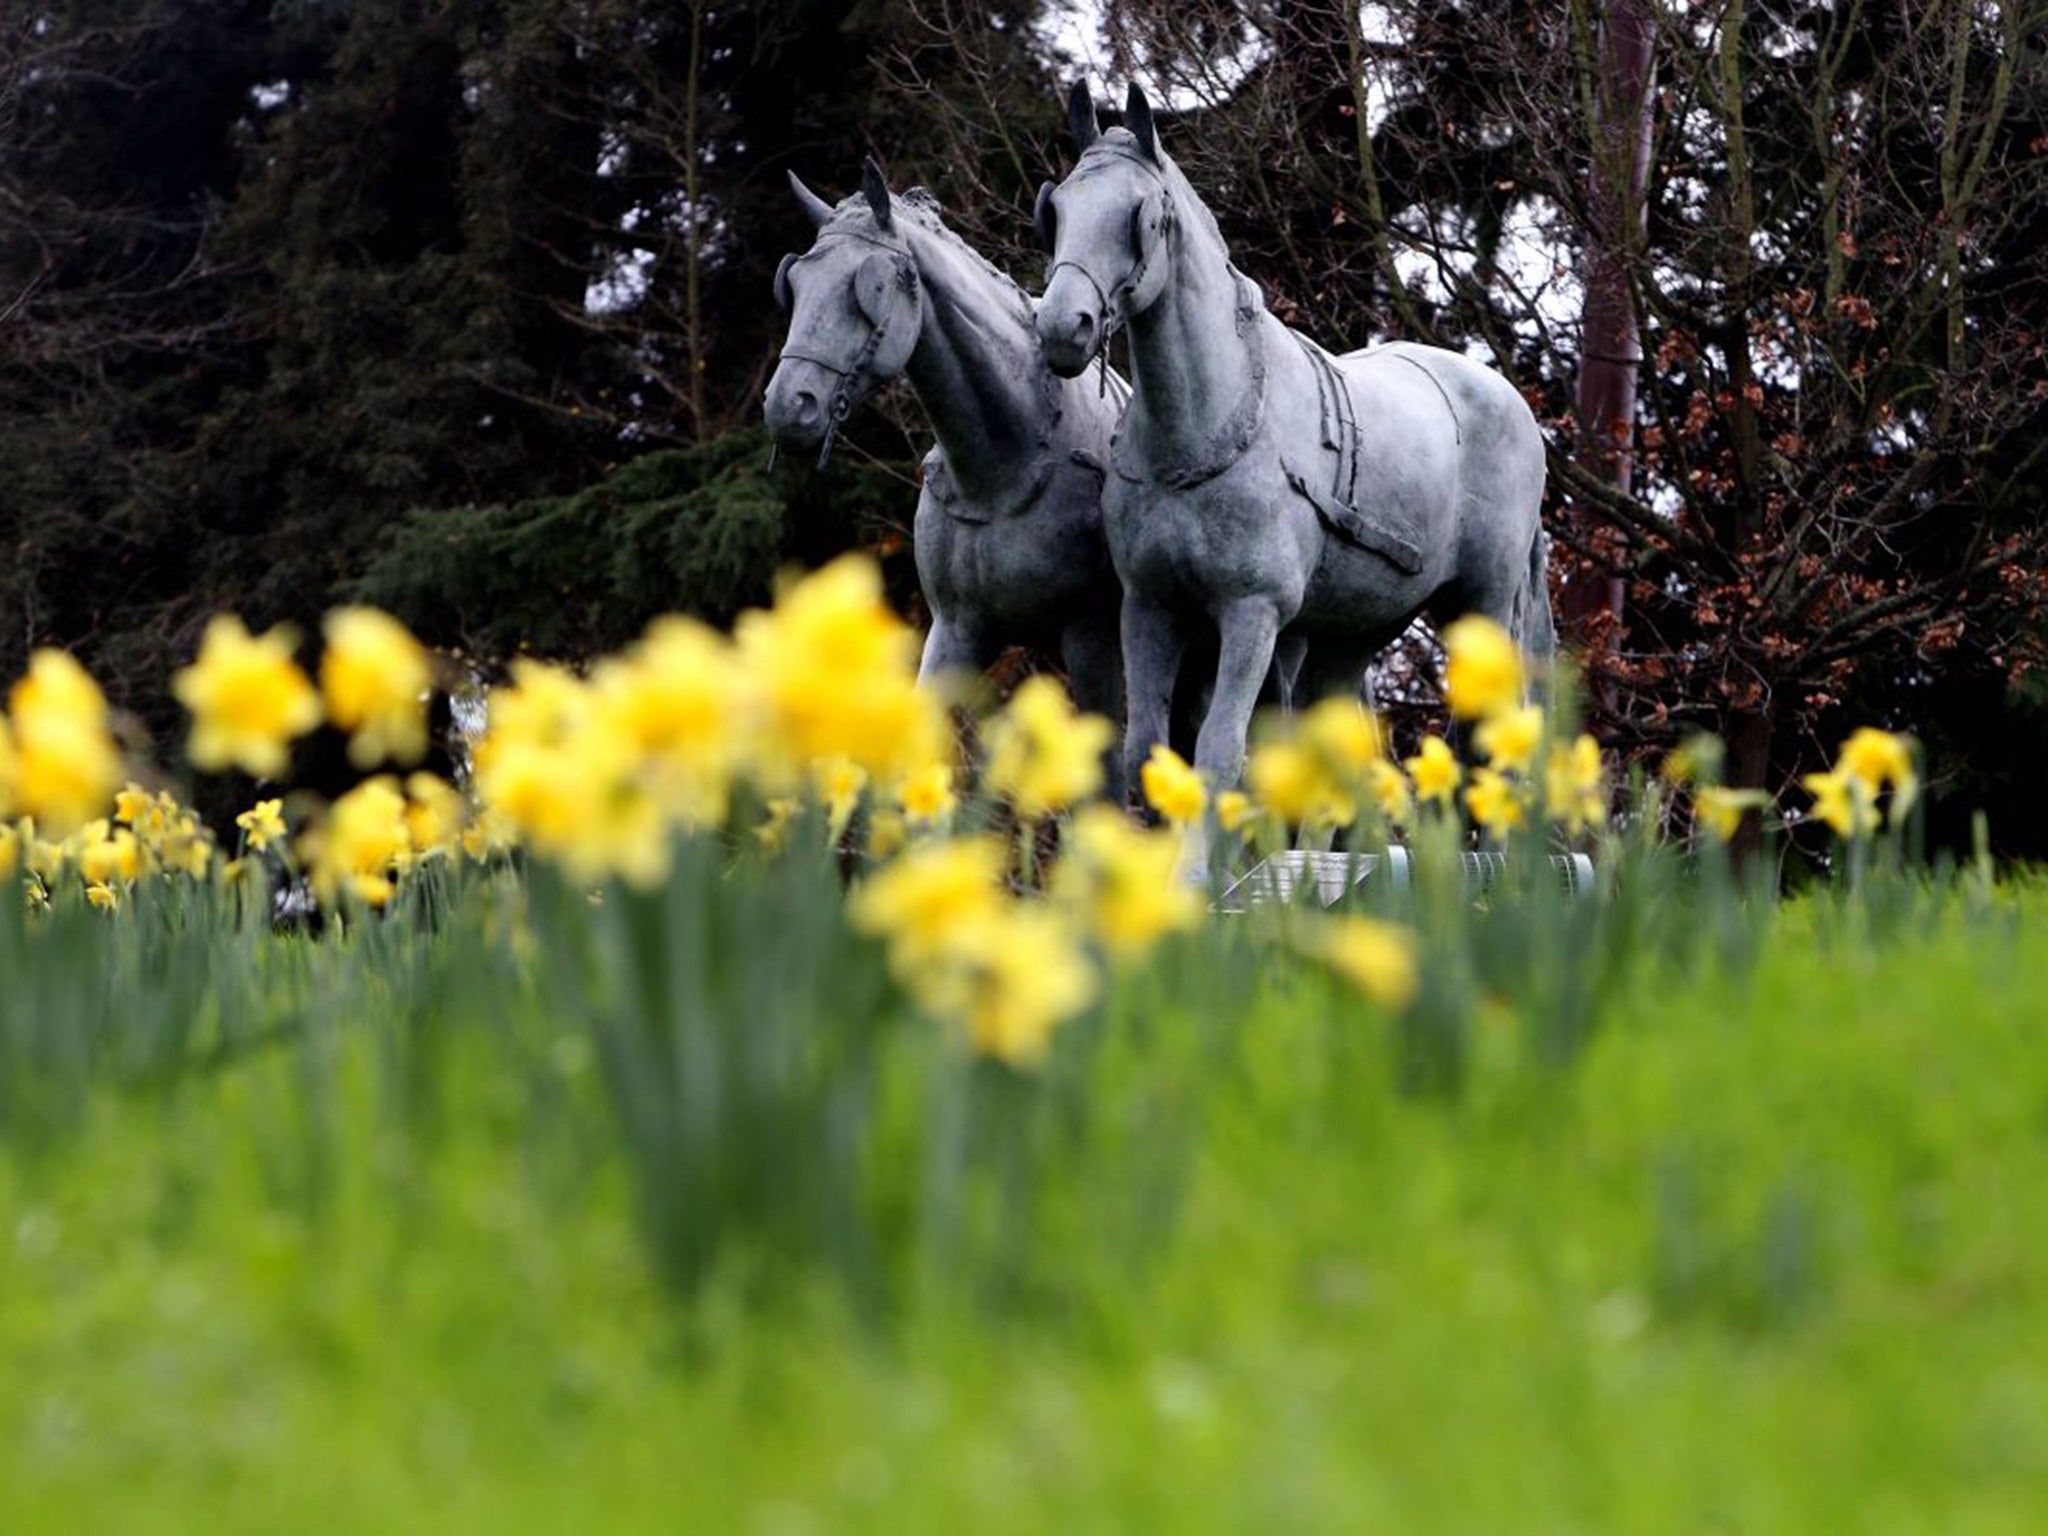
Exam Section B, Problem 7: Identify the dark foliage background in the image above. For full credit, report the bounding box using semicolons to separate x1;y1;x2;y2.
2;1;2044;853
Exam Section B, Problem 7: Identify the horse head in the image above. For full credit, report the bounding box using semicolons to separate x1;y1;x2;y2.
763;158;924;465
1034;82;1176;379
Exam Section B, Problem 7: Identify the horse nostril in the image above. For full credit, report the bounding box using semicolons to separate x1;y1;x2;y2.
1071;311;1097;346
792;389;821;428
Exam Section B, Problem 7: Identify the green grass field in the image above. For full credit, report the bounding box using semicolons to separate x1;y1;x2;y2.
2;848;2044;1532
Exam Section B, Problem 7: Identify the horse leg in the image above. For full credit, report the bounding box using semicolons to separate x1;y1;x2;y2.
1060;608;1128;807
1195;598;1282;789
1122;591;1188;822
918;612;994;686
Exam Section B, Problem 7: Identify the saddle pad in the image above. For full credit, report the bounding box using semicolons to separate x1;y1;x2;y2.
1284;335;1426;575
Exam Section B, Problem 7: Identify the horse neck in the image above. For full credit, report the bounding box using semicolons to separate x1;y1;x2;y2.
1123;196;1257;471
900;225;1046;497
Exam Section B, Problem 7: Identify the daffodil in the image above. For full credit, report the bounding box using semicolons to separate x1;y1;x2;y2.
1404;735;1462;808
1836;727;1917;825
1314;915;1419;1010
1694;785;1770;842
172;615;321;778
1247;737;1354;827
1543;734;1605;834
1300;697;1384;773
302;776;412;907
816;755;867;843
84;880;119;913
76;822;142;885
903;904;1099;1069
9;650;122;836
1659;733;1723;787
1440;614;1523;720
1802;768;1878;839
1140;744;1206;824
736;556;943;785
321;607;432;768
1215;790;1255;833
981;676;1112;821
1364;759;1412;824
848;836;1009;967
237;798;288;852
1464;766;1527;834
1053;805;1201;962
1476;704;1545;774
594;615;746;828
896;760;956;827
404;773;468;857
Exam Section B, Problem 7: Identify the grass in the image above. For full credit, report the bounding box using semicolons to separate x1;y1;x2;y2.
2;849;2046;1532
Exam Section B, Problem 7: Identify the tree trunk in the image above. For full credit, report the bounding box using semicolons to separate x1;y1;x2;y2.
1563;1;1656;669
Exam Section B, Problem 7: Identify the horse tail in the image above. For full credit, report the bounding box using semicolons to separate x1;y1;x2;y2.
1522;524;1556;662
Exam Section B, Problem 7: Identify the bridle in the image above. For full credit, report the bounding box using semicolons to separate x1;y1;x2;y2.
1042;147;1177;398
771;232;921;469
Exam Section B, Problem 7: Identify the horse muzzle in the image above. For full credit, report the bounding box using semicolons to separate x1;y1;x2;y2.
1035;276;1105;378
762;357;833;446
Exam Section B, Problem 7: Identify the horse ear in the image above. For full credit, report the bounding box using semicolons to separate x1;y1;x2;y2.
1033;182;1057;254
1066;80;1099;153
861;156;894;232
1125;82;1159;163
773;252;797;311
788;170;834;227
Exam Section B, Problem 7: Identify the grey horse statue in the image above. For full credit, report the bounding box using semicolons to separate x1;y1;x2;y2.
1034;83;1553;826
762;158;1131;791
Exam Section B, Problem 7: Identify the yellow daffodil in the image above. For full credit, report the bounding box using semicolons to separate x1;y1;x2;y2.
1404;735;1462;808
981;675;1112;821
1314;914;1419;1010
1247;737;1354;828
1836;727;1917;825
76;822;142;885
303;776;412;907
474;661;668;888
896;760;956;826
848;835;1008;967
9;650;122;836
236;798;288;852
816;755;867;843
755;797;799;853
172;615;321;778
404;773;467;857
1140;744;1206;824
594;615;745;829
1464;766;1527;834
1476;703;1545;774
321;606;432;768
865;809;908;860
0;716;16;819
1802;768;1878;839
1300;697;1384;773
898;903;1098;1069
84;880;119;913
1440;615;1523;720
1053;805;1201;962
1365;759;1412;824
1659;733;1723;787
1543;734;1605;834
736;556;943;785
0;820;19;881
1216;790;1255;833
1694;785;1770;842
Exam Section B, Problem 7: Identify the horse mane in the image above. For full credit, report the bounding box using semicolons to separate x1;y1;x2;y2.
822;185;1036;329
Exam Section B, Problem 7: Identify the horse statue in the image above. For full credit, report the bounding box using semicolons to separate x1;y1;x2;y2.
762;159;1131;791
1033;83;1553;829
